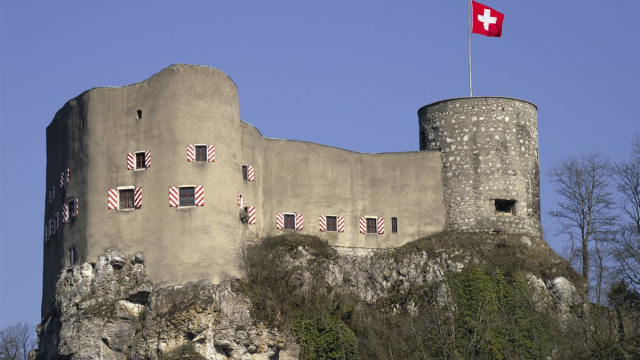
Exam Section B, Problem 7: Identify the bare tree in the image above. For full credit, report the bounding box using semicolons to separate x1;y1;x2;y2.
548;152;617;302
612;134;640;290
0;323;36;360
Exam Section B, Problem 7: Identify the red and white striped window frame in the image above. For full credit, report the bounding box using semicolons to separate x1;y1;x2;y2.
276;212;303;230
169;185;204;207
318;215;345;233
107;186;142;211
359;216;385;234
62;198;79;223
127;150;151;170
187;144;215;163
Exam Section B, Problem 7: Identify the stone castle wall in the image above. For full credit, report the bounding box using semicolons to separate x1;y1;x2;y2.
418;97;541;236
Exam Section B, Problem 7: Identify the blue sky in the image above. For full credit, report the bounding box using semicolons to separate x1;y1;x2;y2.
1;1;638;327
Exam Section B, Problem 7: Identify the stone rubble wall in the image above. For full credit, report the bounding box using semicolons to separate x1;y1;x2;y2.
418;97;541;236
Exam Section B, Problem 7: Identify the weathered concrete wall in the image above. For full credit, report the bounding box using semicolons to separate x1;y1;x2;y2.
418;97;541;236
256;139;446;248
43;65;245;316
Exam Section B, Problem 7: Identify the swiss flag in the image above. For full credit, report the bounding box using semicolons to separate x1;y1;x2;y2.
472;1;504;37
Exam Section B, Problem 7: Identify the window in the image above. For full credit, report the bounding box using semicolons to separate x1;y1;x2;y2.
326;216;337;232
108;187;141;210
120;189;135;209
495;199;516;215
366;218;377;234
195;145;207;162
188;144;214;163
63;198;79;223
69;248;77;267
136;109;142;119
242;165;248;181
392;217;398;233
128;151;150;170
136;152;145;169
180;187;195;206
284;214;296;230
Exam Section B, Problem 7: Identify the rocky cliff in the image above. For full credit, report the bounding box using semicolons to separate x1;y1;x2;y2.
37;232;587;359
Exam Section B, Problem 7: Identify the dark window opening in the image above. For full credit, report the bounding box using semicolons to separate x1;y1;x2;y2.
119;189;135;209
180;187;195;206
69;248;77;267
137;110;142;119
242;165;248;181
195;145;207;162
392;217;398;233
366;218;377;234
67;199;75;219
326;216;337;232
136;152;146;169
80;117;85;129
284;214;295;230
495;200;516;215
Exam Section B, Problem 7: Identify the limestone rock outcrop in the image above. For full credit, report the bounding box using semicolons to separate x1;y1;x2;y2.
37;250;298;360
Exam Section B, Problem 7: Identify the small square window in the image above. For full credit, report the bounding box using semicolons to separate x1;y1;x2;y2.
392;217;398;233
120;189;135;209
366;218;377;234
195;146;207;162
180;187;195;206
495;200;516;215
136;152;146;169
284;214;296;230
242;165;248;181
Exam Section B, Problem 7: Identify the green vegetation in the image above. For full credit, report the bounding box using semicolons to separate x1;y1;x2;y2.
242;232;640;359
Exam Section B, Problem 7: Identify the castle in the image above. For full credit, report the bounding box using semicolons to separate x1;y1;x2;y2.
42;64;541;316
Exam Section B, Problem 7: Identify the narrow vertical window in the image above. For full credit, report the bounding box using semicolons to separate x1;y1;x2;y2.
392;217;398;233
326;216;337;232
242;165;248;181
366;218;377;234
69;248;77;267
136;152;145;169
137;109;142;119
195;146;207;162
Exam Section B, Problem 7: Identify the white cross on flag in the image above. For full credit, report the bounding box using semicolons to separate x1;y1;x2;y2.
472;1;504;37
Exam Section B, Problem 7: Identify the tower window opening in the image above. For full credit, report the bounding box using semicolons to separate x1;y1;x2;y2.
392;217;398;233
242;165;248;181
495;200;516;215
136;109;142;119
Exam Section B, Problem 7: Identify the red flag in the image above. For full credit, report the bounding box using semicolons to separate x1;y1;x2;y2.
472;1;504;37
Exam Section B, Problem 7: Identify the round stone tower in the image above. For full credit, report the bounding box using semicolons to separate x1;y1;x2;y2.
418;97;541;237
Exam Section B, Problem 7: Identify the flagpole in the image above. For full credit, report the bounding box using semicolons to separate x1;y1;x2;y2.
468;0;473;97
